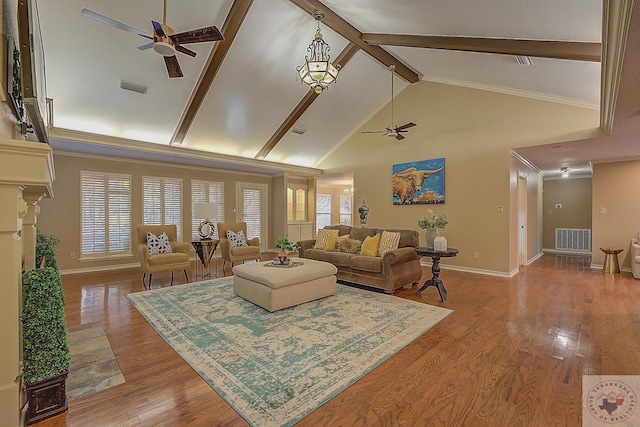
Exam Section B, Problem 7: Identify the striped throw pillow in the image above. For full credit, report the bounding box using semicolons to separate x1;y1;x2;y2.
314;229;338;250
377;231;401;256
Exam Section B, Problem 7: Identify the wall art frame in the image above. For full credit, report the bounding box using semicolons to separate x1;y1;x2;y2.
392;157;445;205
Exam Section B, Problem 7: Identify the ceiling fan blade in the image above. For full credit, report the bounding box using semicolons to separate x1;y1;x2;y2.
164;55;183;78
152;20;166;38
395;122;417;131
395;133;406;141
176;45;197;57
361;130;387;134
171;26;224;45
81;8;152;39
138;42;153;50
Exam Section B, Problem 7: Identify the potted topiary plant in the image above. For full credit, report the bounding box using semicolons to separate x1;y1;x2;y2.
22;231;70;425
35;229;60;270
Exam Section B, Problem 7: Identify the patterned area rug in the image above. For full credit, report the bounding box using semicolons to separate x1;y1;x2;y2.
67;322;125;400
126;277;452;427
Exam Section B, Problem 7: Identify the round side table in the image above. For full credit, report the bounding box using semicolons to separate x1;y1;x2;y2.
600;248;623;274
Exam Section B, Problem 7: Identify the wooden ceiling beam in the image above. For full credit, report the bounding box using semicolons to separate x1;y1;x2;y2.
361;34;602;62
255;43;360;159
170;0;253;146
289;0;420;83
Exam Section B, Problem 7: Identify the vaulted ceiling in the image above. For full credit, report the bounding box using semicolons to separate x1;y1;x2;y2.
34;0;640;178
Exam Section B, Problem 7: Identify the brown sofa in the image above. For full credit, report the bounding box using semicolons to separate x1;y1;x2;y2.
297;225;422;293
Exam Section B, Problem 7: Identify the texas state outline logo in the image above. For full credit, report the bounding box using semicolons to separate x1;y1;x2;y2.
584;376;638;426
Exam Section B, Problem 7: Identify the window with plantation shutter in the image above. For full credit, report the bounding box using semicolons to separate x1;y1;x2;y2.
243;188;262;240
236;182;267;251
81;171;132;257
191;180;224;241
339;194;352;226
316;194;332;231
143;176;183;241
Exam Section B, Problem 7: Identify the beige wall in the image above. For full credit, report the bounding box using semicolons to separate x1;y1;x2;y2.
319;81;599;274
592;160;640;269
542;178;592;249
37;152;274;272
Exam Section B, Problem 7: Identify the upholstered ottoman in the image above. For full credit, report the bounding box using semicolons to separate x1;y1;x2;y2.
232;258;337;312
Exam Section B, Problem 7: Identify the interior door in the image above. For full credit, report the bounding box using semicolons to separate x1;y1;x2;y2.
236;182;268;251
517;173;527;266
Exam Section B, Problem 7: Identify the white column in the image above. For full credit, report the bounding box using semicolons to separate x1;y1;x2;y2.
0;139;54;427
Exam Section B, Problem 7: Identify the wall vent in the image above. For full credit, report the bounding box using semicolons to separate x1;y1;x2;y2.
292;128;306;135
119;80;148;95
555;228;591;251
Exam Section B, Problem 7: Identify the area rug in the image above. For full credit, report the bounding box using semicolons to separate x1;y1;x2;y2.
67;322;125;401
126;277;452;427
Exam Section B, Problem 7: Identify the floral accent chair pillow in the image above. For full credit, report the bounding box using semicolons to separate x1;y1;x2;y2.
147;232;173;255
226;230;248;247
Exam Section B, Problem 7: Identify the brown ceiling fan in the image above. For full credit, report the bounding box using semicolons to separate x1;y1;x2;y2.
81;0;223;78
361;64;416;141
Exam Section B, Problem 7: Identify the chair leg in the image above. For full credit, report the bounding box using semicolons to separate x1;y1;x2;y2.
142;273;147;290
148;273;153;289
170;271;174;286
184;269;189;283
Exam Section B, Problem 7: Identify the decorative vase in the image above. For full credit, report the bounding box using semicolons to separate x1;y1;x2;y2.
425;228;438;249
434;235;448;251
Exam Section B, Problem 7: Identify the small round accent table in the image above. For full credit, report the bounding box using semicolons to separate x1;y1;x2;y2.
600;248;623;274
414;247;459;302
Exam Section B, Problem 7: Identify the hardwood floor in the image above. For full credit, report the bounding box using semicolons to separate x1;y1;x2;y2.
37;253;640;426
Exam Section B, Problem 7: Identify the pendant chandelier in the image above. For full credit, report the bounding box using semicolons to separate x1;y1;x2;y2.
296;11;340;94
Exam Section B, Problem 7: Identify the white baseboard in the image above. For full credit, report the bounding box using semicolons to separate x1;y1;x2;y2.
543;248;592;256
419;259;517;278
59;262;141;276
526;252;544;265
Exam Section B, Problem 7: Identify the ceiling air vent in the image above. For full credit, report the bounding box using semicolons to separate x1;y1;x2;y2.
119;80;148;95
515;55;532;66
292;128;306;135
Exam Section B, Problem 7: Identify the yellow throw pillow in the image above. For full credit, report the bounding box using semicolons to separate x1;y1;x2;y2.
378;231;401;256
314;229;338;250
325;232;340;251
360;233;382;257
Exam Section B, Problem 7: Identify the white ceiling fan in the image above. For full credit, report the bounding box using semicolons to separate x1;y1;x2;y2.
362;64;417;141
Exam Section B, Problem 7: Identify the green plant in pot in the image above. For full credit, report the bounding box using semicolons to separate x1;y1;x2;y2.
22;233;70;424
275;236;300;265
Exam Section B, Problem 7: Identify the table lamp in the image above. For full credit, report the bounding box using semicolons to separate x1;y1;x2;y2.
194;202;219;239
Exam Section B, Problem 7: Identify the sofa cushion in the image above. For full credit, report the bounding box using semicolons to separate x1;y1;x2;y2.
378;231;401;256
324;224;352;236
382;229;419;248
147;252;188;266
315;229;339;250
361;234;381;257
349;227;378;242
303;248;326;262
323;251;354;268
350;255;383;273
335;237;362;254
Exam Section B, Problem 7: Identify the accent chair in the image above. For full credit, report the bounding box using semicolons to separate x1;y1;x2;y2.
136;224;190;289
217;222;261;273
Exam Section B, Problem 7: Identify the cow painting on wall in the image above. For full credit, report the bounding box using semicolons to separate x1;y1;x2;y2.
392;158;445;205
